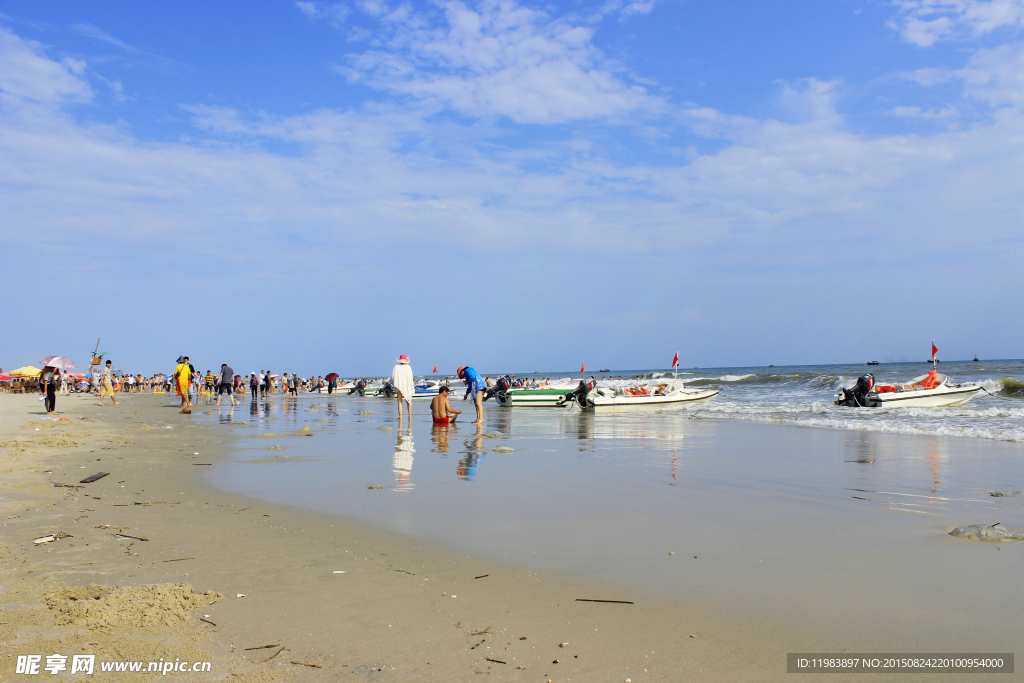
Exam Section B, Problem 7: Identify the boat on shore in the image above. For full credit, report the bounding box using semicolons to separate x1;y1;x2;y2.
559;378;719;411
412;380;443;398
836;371;981;408
496;378;579;407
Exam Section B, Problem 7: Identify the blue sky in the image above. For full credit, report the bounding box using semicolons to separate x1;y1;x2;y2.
1;0;1021;376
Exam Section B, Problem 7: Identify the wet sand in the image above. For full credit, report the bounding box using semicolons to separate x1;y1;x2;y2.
3;392;1021;681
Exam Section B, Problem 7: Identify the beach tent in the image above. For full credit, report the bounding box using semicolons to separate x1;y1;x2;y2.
9;366;41;378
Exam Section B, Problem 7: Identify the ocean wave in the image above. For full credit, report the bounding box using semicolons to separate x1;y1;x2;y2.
994;377;1024;396
702;407;1024;443
687;374;757;385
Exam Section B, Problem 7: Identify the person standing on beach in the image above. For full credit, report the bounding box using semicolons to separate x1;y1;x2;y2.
392;354;414;422
457;366;485;424
264;371;272;396
217;363;236;407
97;359;120;406
249;373;259;400
40;365;58;415
174;356;192;412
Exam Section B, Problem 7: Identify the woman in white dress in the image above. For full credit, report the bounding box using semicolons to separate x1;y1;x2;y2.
391;354;414;422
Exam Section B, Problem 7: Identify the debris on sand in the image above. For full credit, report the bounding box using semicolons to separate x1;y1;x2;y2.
949;524;1024;542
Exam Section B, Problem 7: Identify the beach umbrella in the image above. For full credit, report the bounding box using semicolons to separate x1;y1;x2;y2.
9;366;41;378
325;372;339;381
40;355;78;369
0;373;12;381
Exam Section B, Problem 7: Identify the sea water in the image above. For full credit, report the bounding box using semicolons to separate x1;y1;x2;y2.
204;360;1024;652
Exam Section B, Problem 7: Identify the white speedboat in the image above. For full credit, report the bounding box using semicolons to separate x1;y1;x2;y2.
496;378;580;407
561;378;719;411
837;372;981;408
413;380;443;398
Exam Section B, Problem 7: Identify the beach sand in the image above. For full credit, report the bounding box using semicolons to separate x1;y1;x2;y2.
1;393;1015;682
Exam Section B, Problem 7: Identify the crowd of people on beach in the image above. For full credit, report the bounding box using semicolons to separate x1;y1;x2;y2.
28;349;509;426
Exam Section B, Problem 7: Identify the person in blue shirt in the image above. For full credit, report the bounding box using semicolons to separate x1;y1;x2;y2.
457;366;486;424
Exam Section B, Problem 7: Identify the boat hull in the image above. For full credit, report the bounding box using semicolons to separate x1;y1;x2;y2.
865;385;982;408
497;388;574;407
586;388;720;411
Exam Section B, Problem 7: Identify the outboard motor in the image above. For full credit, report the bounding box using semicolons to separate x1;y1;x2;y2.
835;374;874;407
484;375;514;402
557;377;597;408
381;379;397;398
349;378;367;396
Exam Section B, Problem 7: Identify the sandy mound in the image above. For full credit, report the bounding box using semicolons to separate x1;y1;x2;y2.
47;583;222;629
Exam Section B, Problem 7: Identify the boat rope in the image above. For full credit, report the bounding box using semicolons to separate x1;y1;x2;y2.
980;387;1011;401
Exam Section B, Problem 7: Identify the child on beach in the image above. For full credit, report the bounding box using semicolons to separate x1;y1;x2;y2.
430;385;461;424
97;359;120;406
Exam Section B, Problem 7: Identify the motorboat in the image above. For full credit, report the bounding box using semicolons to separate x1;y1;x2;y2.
496;377;580;407
866;361;880;366
836;371;981;408
413;380;443;398
559;378;719;411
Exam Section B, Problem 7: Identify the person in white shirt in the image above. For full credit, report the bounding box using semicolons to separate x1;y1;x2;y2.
391;354;414;422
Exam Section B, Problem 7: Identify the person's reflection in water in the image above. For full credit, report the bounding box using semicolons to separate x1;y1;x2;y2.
250;398;259;418
431;422;452;454
393;426;415;491
216;402;234;424
457;423;486;481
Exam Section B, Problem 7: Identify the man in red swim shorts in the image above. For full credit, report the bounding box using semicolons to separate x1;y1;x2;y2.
431;385;461;424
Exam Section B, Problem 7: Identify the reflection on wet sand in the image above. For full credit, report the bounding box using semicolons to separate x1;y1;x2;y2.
458;424;486;480
393;427;414;491
431;422;452;454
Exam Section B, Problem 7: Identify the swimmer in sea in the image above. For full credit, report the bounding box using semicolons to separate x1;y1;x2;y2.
430;385;461;424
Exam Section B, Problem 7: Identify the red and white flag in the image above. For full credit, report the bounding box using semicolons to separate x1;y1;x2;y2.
672;352;679;369
931;341;939;361
432;365;438;374
581;362;585;373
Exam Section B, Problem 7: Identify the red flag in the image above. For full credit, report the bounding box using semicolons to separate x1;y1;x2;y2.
931;341;939;361
581;362;585;373
432;365;438;374
672;352;679;368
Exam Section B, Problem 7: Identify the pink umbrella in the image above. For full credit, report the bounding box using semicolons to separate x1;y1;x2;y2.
40;356;78;369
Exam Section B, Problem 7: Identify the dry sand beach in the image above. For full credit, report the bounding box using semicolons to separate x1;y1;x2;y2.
3;392;1020;682
3;393;824;682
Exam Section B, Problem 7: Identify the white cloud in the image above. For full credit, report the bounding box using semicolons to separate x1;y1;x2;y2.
1;23;1021;277
0;26;92;106
891;104;960;118
899;67;952;86
296;1;351;25
891;0;1024;45
957;42;1024;108
338;0;660;123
